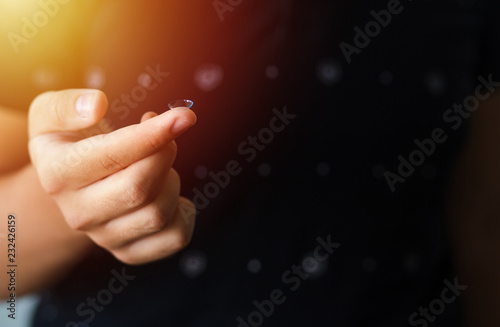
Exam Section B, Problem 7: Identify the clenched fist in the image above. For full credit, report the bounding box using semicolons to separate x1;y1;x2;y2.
28;89;197;265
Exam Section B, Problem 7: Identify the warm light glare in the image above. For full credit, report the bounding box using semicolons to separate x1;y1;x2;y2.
0;0;38;14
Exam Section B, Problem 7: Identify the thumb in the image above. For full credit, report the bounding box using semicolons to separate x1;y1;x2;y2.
28;89;108;139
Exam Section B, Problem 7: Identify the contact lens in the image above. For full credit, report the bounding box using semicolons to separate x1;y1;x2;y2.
168;99;194;109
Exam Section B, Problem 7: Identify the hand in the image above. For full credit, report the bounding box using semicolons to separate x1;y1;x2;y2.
28;89;197;265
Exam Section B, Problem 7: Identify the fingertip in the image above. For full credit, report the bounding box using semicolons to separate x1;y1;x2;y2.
75;89;108;122
168;108;197;126
185;109;197;125
167;104;197;121
176;109;197;134
153;108;197;137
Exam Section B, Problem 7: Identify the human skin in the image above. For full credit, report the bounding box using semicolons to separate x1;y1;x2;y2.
0;89;197;298
0;0;204;299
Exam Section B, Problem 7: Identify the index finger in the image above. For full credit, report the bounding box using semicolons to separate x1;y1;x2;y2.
46;107;196;188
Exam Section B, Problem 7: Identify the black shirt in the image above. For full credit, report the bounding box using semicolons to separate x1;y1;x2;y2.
27;0;500;326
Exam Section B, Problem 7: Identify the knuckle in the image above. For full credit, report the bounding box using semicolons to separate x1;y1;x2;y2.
30;139;72;195
99;152;124;172
29;91;55;115
32;91;63;125
38;172;64;195
142;206;168;233
123;177;153;208
120;221;145;241
28;91;60;137
145;131;165;152
64;212;90;231
40;178;64;196
87;233;111;250
170;230;192;252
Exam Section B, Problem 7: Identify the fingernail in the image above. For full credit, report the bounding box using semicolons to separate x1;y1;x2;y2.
75;92;96;118
171;119;194;135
